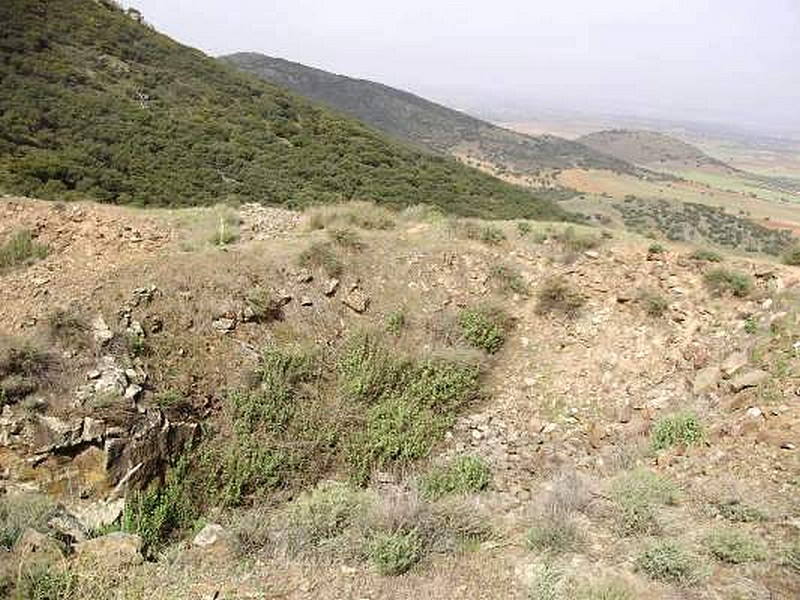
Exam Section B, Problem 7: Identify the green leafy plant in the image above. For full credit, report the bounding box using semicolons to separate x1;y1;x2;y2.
703;528;767;564
636;540;702;585
328;227;364;251
458;307;508;353
610;469;679;536
641;290;670;317
715;500;765;523
385;311;406;337
689;248;723;263
526;519;581;555
420;455;491;499
298;241;344;277
650;413;704;450
782;245;800;266
368;530;422;575
704;268;753;297
517;221;533;236
648;242;667;255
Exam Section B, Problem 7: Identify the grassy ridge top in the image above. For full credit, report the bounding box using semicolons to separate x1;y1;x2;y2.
222;53;635;175
0;0;570;220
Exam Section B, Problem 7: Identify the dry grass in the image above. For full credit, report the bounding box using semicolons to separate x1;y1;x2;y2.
305;201;395;231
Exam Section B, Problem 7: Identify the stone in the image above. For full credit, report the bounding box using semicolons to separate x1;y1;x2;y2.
342;288;370;313
324;278;340;296
87;370;101;380
192;523;232;555
48;512;89;543
721;352;749;377
618;403;633;423
745;406;763;420
693;366;721;394
74;532;143;566
584;250;600;259
14;529;64;567
730;369;769;392
82;417;105;443
212;317;236;333
300;296;313;307
296;270;313;284
92;315;114;345
32;415;84;453
616;291;634;304
94;361;128;398
68;499;125;532
124;384;142;401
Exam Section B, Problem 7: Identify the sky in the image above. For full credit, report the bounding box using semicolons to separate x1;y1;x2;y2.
122;0;800;136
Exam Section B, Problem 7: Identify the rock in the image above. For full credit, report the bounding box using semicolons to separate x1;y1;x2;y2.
82;417;105;443
693;366;721;394
92;315;114;345
94;361;128;398
730;369;769;392
342;288;370;313
616;291;634;304
721;352;749;377
584;250;600;259
32;415;84;453
324;278;340;297
124;384;142;401
296;270;313;284
14;528;64;567
74;532;143;566
745;406;763;420
68;499;125;532
212;317;236;333
618;403;633;423
48;512;89;543
192;523;232;555
300;296;314;307
87;370;101;380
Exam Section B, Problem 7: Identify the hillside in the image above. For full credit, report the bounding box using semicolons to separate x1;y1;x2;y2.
0;0;569;221
221;53;635;176
1;197;798;598
578;129;735;171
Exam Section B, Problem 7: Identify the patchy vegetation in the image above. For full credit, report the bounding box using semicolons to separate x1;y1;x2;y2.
703;528;767;564
458;307;509;353
536;278;586;317
610;469;679;536
298;241;344;277
636;540;702;585
689;248;724;263
419;455;491;499
489;263;529;296
704;268;753;297
650;413;704;450
0;229;49;271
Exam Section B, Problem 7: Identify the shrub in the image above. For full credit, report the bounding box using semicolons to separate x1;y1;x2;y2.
328;227;364;251
209;210;240;247
650;413;704;451
648;242;667;255
689;249;723;263
0;493;56;550
783;245;800;266
703;528;767;564
420;455;491;499
529;562;562;600
489;264;529;296
704;268;753;297
641;291;669;317
536;278;586;317
306;202;395;231
636;540;702;585
458;307;508;353
610;469;679;536
284;481;369;557
517;221;533;236
576;579;634;600
0;337;52;402
298;241;344;277
368;530;422;575
716;500;765;523
526;519;581;554
46;309;89;349
245;287;283;323
458;221;506;245
385;311;405;336
337;332;398;405
0;229;49;270
555;226;600;253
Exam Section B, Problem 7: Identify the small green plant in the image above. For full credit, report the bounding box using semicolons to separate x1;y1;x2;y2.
420;455;491;499
385;311;406;336
704;268;753;297
458;307;508;353
0;229;49;270
298;241;344;277
478;224;506;245
782;245;800;266
368;530;422;575
650;413;704;450
517;221;533;236
328;227;364;251
154;389;186;408
715;500;765;523
744;316;758;334
529;562;562;600
641;290;669;317
245;287;283;323
536;277;586;317
13;566;76;600
648;242;667;255
636;540;702;585
210;211;240;247
489;264;529;296
703;528;767;564
689;248;723;263
610;469;679;536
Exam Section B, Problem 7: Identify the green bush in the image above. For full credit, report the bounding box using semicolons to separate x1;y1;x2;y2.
641;291;670;317
298;241;344;277
650;413;704;451
716;500;765;523
489;264;529;296
689;249;724;263
517;221;533;236
337;332;398;405
245;287;283;323
610;469;679;536
368;530;422;575
0;230;49;271
526;519;581;554
782;245;800;266
703;528;767;564
458;307;508;353
636;540;702;585
704;268;753;297
536;278;586;317
209;211;240;247
385;311;406;336
648;242;667;255
555;226;600;254
529;562;561;600
12;566;76;600
420;455;491;499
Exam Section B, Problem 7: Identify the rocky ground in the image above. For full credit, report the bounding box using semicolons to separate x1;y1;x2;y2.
0;197;798;599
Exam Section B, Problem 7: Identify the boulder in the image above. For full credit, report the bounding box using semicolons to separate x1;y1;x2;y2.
14;528;64;568
31;415;83;453
192;523;233;556
721;352;749;377
92;315;114;345
67;499;125;533
212;317;236;333
730;369;770;392
324;278;340;297
693;366;721;394
342;288;370;313
74;532;143;566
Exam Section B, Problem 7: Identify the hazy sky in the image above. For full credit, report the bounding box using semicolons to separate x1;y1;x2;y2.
123;0;800;135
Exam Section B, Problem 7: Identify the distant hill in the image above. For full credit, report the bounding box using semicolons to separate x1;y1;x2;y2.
578;129;735;172
221;53;634;175
0;0;571;221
